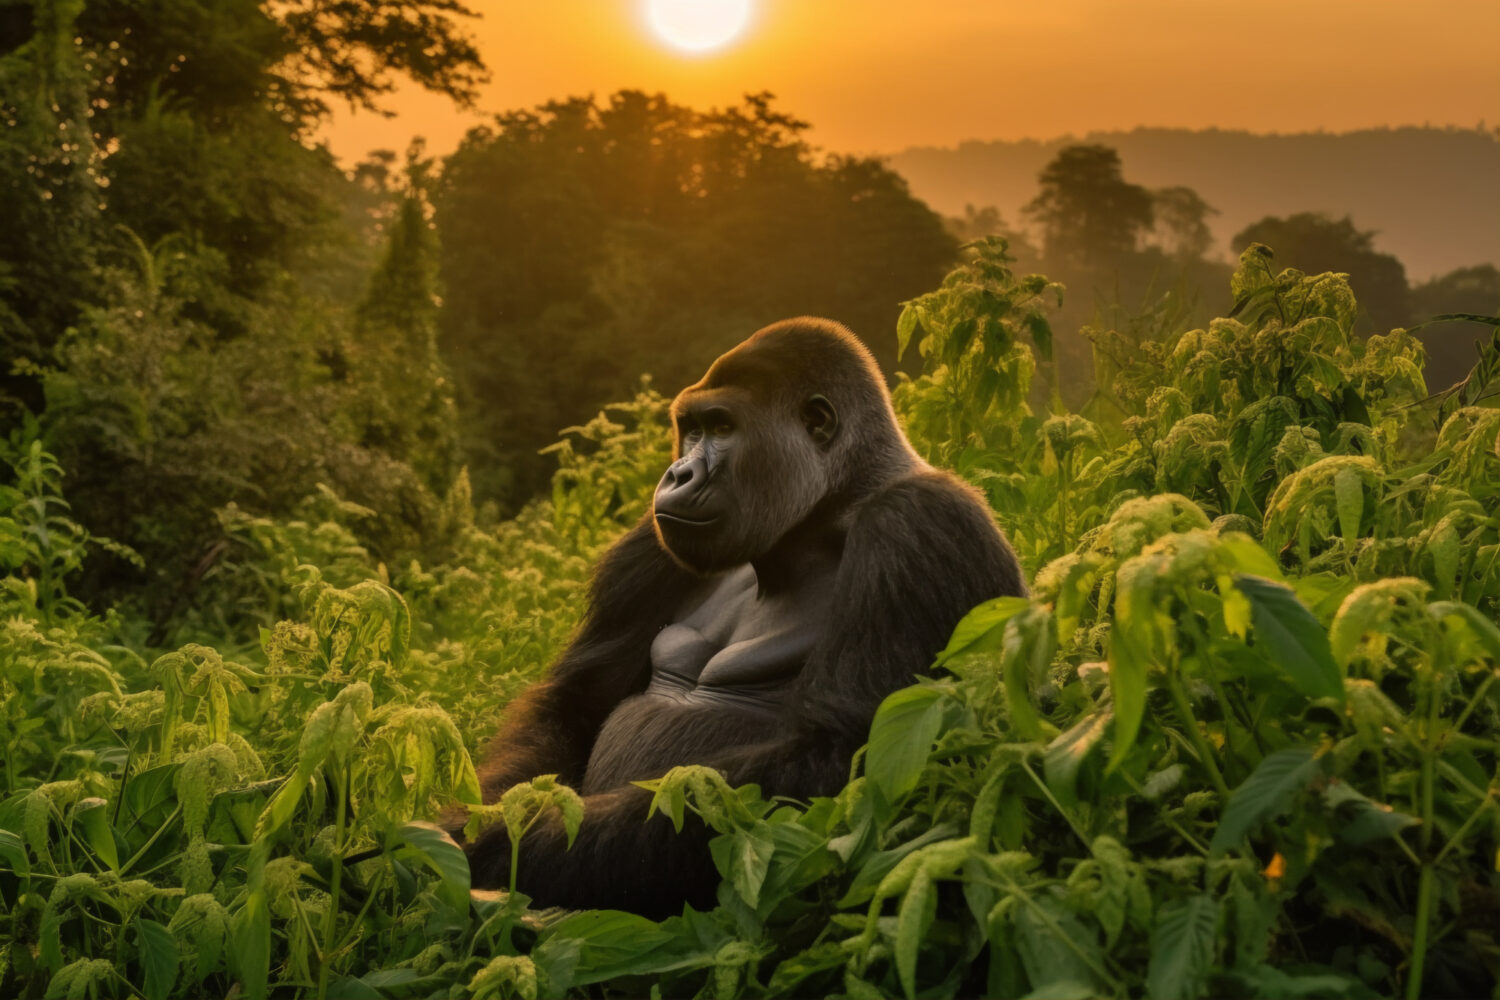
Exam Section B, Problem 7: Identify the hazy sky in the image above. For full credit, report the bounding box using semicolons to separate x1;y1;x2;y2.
318;0;1500;164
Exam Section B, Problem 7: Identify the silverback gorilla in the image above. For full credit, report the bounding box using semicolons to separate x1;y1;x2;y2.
463;317;1025;915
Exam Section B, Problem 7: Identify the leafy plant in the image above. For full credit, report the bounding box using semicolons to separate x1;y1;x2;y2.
1;245;1496;999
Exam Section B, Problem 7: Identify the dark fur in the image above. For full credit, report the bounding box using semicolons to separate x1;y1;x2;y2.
462;318;1026;916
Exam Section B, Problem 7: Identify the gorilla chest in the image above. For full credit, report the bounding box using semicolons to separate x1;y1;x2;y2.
580;565;833;793
646;565;828;704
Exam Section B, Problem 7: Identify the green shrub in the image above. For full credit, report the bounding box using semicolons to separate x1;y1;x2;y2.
0;245;1496;999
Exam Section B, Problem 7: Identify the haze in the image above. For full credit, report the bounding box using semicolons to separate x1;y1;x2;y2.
318;0;1500;162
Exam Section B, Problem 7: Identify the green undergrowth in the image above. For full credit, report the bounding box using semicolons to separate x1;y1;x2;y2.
1;243;1497;999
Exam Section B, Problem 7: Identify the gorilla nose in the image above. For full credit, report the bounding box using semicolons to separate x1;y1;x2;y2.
662;459;695;488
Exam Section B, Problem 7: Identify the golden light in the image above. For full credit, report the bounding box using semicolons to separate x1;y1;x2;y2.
644;0;753;54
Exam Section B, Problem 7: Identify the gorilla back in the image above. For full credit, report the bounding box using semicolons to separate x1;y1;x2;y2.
464;317;1025;915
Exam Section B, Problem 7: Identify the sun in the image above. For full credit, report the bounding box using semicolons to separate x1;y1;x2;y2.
645;0;753;54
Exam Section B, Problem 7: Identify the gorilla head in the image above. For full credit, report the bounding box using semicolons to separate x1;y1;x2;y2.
652;317;915;573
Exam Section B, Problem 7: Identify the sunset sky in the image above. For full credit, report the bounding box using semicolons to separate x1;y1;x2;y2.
318;0;1500;164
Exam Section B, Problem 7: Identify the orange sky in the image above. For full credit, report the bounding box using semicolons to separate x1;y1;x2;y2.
318;0;1500;164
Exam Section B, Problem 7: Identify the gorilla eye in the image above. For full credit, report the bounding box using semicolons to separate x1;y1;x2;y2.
708;418;733;436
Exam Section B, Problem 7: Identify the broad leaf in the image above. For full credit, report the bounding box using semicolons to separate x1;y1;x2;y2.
1210;748;1321;855
1146;894;1218;1000
932;597;1031;668
867;685;948;805
1236;574;1343;700
1045;708;1112;807
392;821;471;911
135;918;178;1000
895;868;936;1000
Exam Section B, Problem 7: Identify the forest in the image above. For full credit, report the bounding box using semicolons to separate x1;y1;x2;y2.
2;1;1499;998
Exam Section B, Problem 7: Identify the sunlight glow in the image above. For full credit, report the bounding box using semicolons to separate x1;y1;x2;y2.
645;0;753;53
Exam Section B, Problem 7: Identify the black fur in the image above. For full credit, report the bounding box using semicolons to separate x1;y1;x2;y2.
462;318;1025;916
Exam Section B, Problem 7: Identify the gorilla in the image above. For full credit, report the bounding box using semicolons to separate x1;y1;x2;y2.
463;317;1025;915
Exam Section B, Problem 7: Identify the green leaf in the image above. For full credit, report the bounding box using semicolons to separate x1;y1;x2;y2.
1210;748;1320;855
1333;465;1363;543
1044;708;1112;807
135;918;178;1000
866;685;947;805
1146;895;1218;1000
73;798;119;871
254;773;310;841
1428;600;1500;662
1323;782;1419;846
932;596;1031;668
231;890;270;1000
392;821;471;911
1000;607;1054;741
1025;312;1053;362
1107;561;1155;771
1216;533;1284;581
119;764;181;840
1013;894;1102;995
1236;574;1343;700
720;823;775;908
967;771;1006;846
0;829;31;876
896;302;919;361
533;910;678;986
895;868;936;1000
766;943;847;995
324;976;385;1000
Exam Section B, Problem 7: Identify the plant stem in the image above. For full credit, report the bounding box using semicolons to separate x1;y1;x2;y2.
1406;863;1435;1000
317;763;349;1000
1406;654;1442;1000
1164;669;1230;799
1019;760;1089;848
118;805;182;876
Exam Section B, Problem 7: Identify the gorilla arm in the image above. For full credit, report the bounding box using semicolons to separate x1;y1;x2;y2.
470;516;700;800
466;469;1025;915
719;469;1026;797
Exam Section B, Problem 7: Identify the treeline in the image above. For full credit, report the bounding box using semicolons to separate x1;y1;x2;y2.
2;1;1492;637
0;0;957;628
946;144;1499;394
433;92;954;501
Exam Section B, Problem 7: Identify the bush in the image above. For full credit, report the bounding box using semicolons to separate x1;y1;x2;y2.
0;245;1496;999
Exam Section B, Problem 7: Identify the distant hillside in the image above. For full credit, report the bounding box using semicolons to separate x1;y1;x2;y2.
888;127;1499;281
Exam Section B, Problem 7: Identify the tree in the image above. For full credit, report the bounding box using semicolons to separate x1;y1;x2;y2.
1231;213;1409;331
1410;264;1500;387
1150;185;1218;261
0;0;488;612
1023;145;1154;269
349;142;459;491
435;90;958;506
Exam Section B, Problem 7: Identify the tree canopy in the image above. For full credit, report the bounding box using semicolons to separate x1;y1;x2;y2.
1023;144;1154;268
436;90;958;504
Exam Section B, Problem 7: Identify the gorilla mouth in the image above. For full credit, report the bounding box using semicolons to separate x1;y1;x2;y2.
654;511;719;526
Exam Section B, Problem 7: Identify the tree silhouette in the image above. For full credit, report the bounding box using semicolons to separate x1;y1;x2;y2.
1024;145;1154;269
436;90;957;506
1151;186;1218;261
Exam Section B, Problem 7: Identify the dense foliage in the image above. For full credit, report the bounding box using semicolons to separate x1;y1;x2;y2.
2;241;1497;999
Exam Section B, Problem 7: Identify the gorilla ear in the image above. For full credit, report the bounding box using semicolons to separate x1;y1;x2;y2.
802;395;839;446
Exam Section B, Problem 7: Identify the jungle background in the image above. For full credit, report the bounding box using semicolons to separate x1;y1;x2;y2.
1;1;1499;998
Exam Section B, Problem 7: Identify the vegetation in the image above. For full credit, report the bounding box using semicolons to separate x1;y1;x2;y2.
2;240;1498;999
3;3;1498;997
435;90;956;504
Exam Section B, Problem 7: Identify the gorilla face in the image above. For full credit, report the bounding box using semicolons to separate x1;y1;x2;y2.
653;388;838;574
